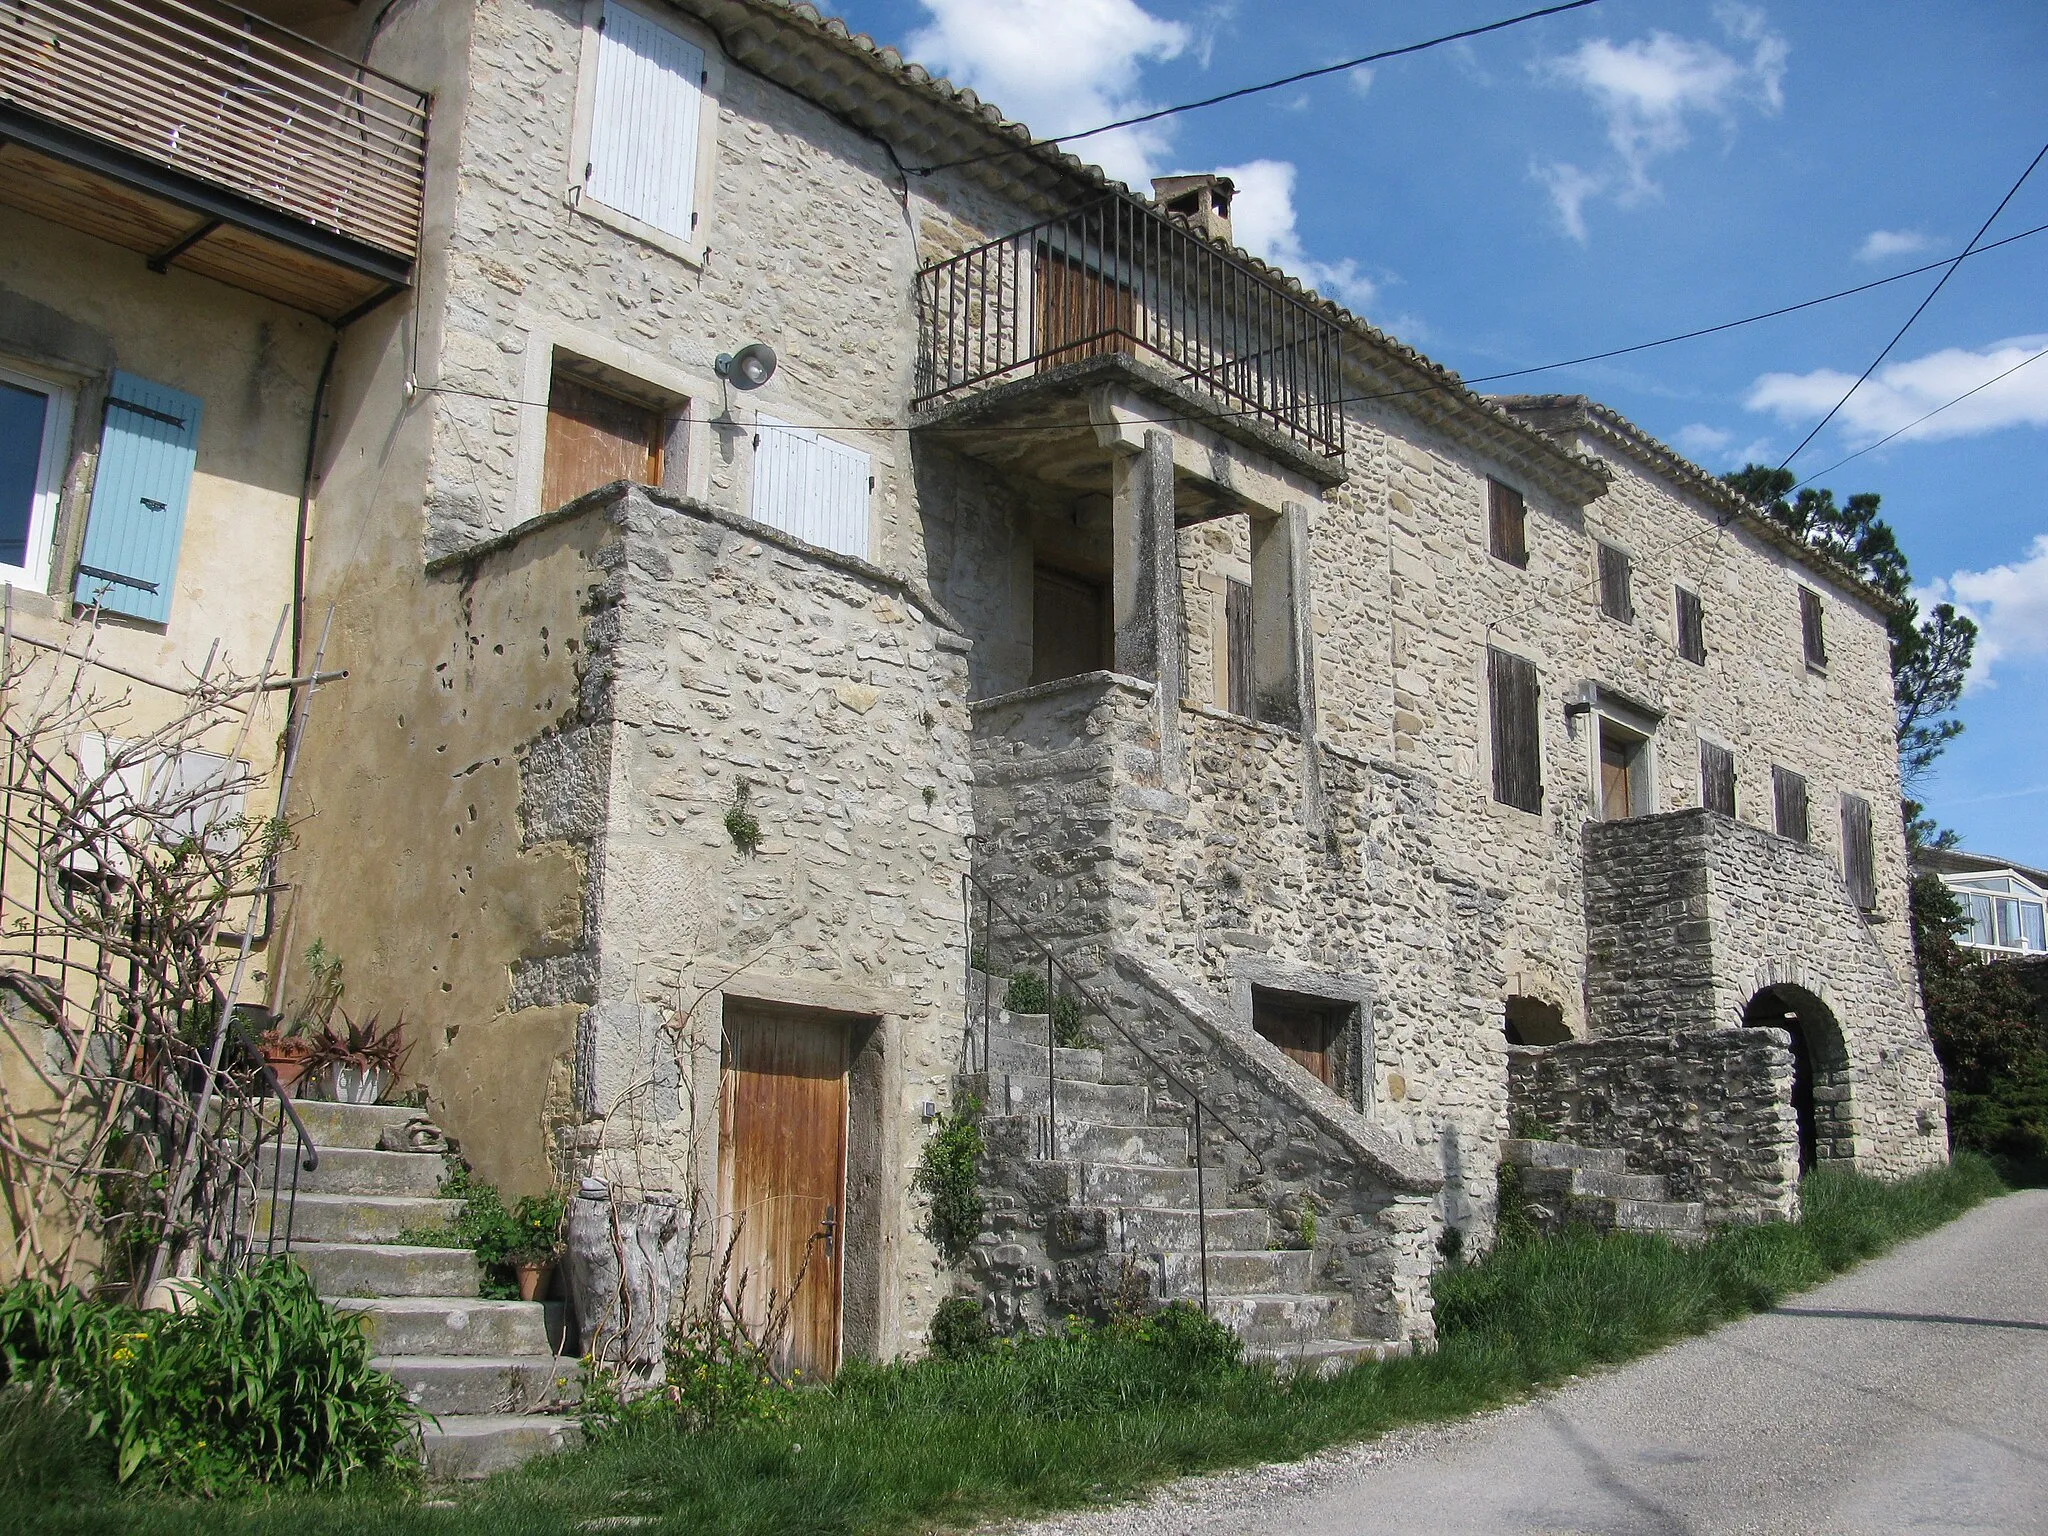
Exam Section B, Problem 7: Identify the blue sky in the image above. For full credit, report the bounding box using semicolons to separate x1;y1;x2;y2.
834;0;2048;864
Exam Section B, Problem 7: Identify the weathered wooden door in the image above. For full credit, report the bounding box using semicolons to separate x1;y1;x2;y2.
1599;725;1635;821
718;1006;847;1381
1035;245;1136;369
1253;997;1336;1087
541;372;664;511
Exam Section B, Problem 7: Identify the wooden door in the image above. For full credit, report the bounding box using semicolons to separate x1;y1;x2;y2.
718;1006;847;1382
542;372;664;511
1253;998;1336;1087
1035;246;1136;369
1599;726;1634;821
1030;564;1109;685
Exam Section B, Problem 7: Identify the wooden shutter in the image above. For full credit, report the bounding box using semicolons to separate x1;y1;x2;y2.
1225;577;1254;717
1772;765;1809;843
1597;541;1634;622
1676;587;1706;664
1487;479;1527;568
1487;646;1542;813
74;372;202;624
543;373;663;510
587;1;705;241
1799;587;1827;669
752;416;871;560
1699;739;1736;817
1840;794;1876;910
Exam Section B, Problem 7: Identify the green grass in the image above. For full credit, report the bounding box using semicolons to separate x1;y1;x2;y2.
6;1154;2006;1536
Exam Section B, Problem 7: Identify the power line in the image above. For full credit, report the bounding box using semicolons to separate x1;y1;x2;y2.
1775;137;2048;470
908;0;1605;176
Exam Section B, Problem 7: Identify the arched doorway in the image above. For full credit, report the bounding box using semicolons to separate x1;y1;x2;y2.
1742;984;1851;1172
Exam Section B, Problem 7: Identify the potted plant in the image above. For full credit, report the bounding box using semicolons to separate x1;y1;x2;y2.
306;1010;409;1105
509;1189;566;1302
261;940;346;1098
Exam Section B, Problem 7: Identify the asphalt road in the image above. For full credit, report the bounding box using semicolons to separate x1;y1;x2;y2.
1011;1188;2048;1536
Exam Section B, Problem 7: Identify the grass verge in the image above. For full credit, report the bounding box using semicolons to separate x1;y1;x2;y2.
7;1153;2006;1535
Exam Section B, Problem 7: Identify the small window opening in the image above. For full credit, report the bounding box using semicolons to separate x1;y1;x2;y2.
1504;996;1570;1047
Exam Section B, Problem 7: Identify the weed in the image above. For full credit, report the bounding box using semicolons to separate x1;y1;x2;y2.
914;1094;984;1263
724;781;763;855
929;1297;992;1361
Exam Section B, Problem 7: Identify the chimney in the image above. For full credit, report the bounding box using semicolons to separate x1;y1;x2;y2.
1151;173;1235;245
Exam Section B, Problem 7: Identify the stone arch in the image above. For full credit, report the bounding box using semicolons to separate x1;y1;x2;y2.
1742;982;1853;1172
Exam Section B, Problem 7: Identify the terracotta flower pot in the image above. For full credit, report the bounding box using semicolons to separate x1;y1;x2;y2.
514;1257;556;1303
260;1041;311;1099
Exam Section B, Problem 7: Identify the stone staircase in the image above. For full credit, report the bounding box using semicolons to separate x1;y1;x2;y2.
1501;1136;1705;1241
965;996;1408;1376
263;1101;581;1478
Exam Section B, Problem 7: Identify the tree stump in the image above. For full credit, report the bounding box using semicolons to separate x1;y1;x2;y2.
564;1179;690;1386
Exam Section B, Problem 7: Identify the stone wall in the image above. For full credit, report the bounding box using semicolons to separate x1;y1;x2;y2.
1585;808;1948;1176
1507;1031;1801;1225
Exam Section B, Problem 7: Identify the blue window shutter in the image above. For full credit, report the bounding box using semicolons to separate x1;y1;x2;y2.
75;372;202;624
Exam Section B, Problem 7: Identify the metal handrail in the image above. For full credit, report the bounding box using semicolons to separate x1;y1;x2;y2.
0;0;430;258
917;193;1346;458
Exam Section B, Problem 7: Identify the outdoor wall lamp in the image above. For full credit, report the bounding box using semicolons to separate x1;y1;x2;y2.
715;342;777;390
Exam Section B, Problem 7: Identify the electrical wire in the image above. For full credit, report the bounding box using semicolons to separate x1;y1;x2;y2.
1774;137;2048;470
908;0;1605;175
410;217;2048;438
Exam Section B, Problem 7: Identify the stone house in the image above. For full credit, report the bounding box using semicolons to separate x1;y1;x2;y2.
3;0;1945;1428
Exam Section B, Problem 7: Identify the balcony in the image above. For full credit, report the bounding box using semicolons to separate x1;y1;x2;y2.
916;194;1347;464
0;0;428;322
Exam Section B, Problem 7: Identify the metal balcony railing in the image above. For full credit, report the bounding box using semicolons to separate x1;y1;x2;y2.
0;0;428;260
916;194;1346;459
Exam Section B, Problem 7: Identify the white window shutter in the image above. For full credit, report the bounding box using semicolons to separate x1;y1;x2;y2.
753;416;871;560
587;2;704;241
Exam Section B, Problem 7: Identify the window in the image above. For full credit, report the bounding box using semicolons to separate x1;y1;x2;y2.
1224;576;1254;717
751;416;871;560
0;363;72;591
543;367;666;511
1596;541;1633;622
1947;874;2048;954
1031;565;1109;685
584;1;706;243
1799;586;1827;670
1772;765;1809;843
1487;478;1527;568
1597;719;1649;821
1840;793;1876;910
1700;739;1736;817
74;372;201;625
1675;586;1706;664
1487;646;1542;813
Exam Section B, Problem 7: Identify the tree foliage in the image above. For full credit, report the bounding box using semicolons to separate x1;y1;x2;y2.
1722;465;1978;788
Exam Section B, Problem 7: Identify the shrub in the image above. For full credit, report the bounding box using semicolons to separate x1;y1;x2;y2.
0;1262;417;1494
582;1312;791;1441
510;1188;568;1266
1003;969;1049;1015
1119;1300;1241;1372
1003;970;1093;1048
915;1094;985;1263
929;1297;991;1361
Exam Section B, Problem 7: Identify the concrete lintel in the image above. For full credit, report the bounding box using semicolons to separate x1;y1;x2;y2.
713;971;901;1020
1088;385;1330;515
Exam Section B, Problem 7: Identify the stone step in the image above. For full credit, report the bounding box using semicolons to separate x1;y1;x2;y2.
262;1192;459;1244
295;1241;479;1299
960;1071;1150;1122
1210;1291;1345;1343
1099;1205;1273;1253
1520;1165;1670;1203
983;1033;1105;1084
336;1296;550;1357
268;1100;433;1151
1245;1336;1410;1378
1582;1196;1706;1238
1075;1161;1201;1207
420;1414;581;1481
1501;1137;1627;1174
986;1117;1188;1167
259;1144;449;1198
1155;1247;1313;1299
374;1356;579;1416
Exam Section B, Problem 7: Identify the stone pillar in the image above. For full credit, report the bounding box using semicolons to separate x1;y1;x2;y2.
1250;501;1324;829
1111;429;1184;777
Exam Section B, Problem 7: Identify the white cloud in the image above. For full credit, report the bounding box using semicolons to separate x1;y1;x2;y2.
1744;335;2048;444
1532;3;1786;240
1855;228;1935;264
1674;423;1732;455
1923;535;2048;689
1216;158;1378;312
907;0;1188;186
1348;65;1375;97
